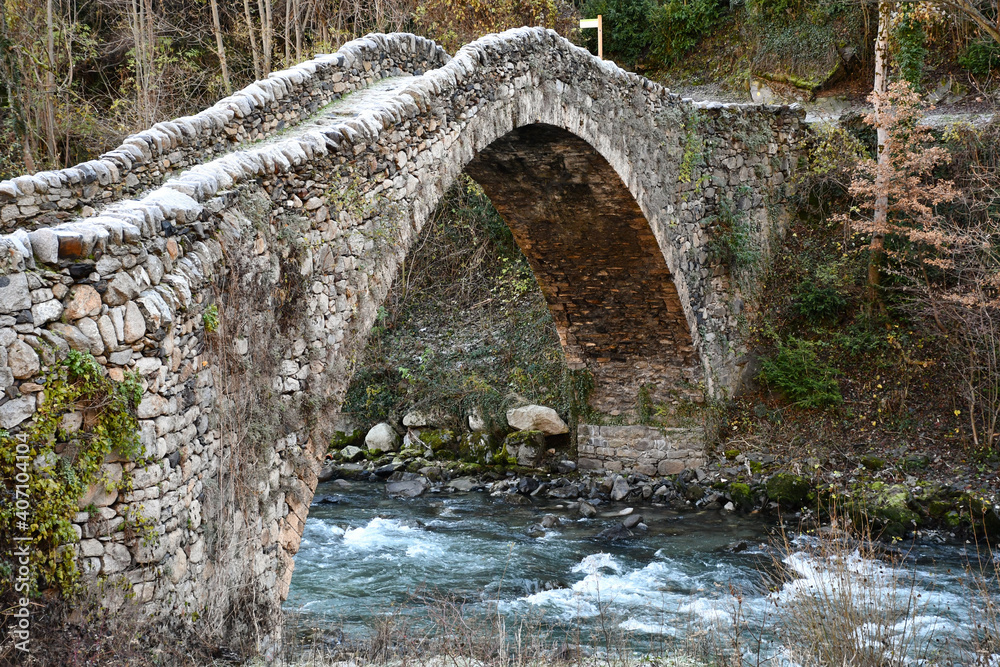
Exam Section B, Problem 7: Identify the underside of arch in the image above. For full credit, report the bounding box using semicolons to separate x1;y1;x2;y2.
465;123;701;415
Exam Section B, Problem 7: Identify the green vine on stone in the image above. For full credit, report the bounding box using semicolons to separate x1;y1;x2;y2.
0;350;143;597
202;303;220;333
678;108;705;183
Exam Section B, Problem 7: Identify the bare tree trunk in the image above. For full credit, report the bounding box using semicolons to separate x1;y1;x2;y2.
258;0;273;75
242;0;262;80
293;0;302;63
210;0;232;93
44;0;57;163
867;0;892;314
283;0;291;65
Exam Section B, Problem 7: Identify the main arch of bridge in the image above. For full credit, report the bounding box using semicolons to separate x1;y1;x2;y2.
466;123;697;414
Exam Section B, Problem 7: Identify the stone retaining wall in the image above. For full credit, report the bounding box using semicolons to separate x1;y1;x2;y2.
577;424;705;476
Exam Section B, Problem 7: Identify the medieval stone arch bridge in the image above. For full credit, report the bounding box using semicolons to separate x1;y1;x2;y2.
0;29;804;641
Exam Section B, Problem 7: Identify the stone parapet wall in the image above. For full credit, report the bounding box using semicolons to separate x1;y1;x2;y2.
577;424;705;476
0;33;449;234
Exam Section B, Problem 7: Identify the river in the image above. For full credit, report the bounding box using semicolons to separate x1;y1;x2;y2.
284;479;998;665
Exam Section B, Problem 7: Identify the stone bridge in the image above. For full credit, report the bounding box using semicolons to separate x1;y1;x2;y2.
0;29;804;648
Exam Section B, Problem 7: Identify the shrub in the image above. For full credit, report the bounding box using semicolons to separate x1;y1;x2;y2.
580;0;655;64
792;262;848;321
892;13;927;90
758;338;843;408
959;39;1000;78
792;281;847;321
647;0;722;66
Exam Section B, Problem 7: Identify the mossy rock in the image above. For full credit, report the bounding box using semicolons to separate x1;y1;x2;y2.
459;432;511;465
728;482;754;510
458;462;484;476
503;430;546;467
901;453;930;471
927;500;954;518
968;495;1000;538
330;429;363;450
861;455;885;471
339;445;365;463
724;449;741;461
765;473;811;507
397;446;424;460
417;429;457;453
871;484;920;536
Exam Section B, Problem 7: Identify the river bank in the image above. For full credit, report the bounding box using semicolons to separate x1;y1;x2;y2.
320;430;1000;544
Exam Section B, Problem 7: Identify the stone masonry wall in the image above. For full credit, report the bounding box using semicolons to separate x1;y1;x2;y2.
0;28;807;647
577;424;705;476
0;34;449;233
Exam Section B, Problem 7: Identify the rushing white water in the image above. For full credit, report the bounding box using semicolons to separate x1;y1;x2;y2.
286;481;999;663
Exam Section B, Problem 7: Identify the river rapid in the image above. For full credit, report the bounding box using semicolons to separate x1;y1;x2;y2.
284;480;999;665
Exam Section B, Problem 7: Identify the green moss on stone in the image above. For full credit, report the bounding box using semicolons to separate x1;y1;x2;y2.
397;446;424;459
729;482;754;509
330;429;363;450
765;473;811;506
901;454;930;471
418;429;457;452
861;455;885;471
459;432;509;465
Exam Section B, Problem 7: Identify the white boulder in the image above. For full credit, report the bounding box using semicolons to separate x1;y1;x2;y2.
505;405;568;435
365;422;400;453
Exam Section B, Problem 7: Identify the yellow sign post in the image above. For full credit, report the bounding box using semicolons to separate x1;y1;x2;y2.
579;15;603;59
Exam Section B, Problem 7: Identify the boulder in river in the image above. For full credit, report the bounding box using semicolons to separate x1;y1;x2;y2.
365;423;400;453
596;522;636;542
340;445;365;462
448;477;479;492
579;501;597;518
505;430;546;466
317;464;336;482
610;475;630;501
505;405;568;435
386;477;429;498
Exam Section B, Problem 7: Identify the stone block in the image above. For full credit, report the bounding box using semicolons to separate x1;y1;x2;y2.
64;285;102;320
123;301;146;343
78;463;122;509
0;395;35;429
0;274;30;313
7;340;39;379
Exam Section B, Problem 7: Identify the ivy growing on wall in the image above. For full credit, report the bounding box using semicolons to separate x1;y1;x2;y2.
0;350;143;598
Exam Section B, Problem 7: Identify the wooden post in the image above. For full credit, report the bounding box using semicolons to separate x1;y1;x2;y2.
598;14;603;60
579;15;603;60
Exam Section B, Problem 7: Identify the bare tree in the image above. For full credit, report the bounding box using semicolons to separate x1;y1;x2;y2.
209;0;232;93
242;0;262;80
866;0;892;312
